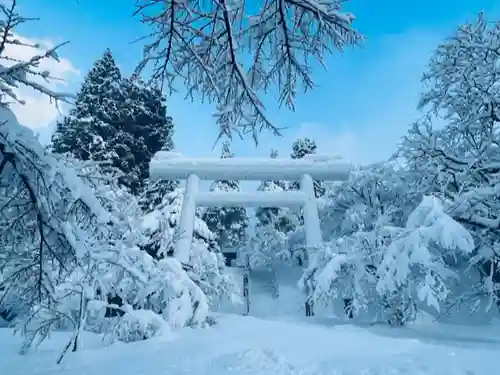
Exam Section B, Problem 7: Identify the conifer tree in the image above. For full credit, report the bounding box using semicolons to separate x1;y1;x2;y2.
52;49;122;162
202;141;248;252
51;50;175;196
290;137;325;197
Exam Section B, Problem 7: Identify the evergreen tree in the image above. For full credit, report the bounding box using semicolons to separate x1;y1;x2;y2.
291;138;317;160
139;144;179;213
290;137;325;197
51;49;175;196
202;141;248;252
52;49;122;161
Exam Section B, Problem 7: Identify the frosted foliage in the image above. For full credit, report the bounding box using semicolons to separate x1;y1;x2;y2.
140;188;239;307
247;172;298;270
300;238;378;315
135;0;361;141
305;195;474;323
319;163;419;242
110;308;170;343
0;1;209;357
419;13;500;132
377;196;474;312
51;50;175;196
0;108;220;357
0;107;109;318
289;137;325;197
0;1;72;106
243;225;290;270
398;14;500;312
254;151;297;235
291;137;317;160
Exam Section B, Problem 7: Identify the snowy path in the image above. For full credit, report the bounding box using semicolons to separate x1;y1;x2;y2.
2;314;500;375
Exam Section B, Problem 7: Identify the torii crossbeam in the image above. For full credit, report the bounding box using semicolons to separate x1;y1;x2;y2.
149;151;352;263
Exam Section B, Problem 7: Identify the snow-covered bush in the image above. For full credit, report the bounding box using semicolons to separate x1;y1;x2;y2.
244;225;290;270
304;195;474;325
140;188;240;314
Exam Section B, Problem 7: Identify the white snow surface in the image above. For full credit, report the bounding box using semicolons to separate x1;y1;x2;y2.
2;313;499;375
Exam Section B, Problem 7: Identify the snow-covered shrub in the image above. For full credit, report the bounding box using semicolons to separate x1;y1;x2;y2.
304;195;474;325
140;188;240;317
300;238;378;319
244;225;290;270
1;106;229;358
108;308;170;344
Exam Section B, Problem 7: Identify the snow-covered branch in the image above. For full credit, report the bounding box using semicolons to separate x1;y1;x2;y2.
0;0;73;106
134;0;361;142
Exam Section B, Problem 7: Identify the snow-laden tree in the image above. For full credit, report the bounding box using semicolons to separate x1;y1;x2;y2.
0;0;73;322
119;74;176;196
1;112;223;358
319;163;420;242
52;50;175;196
140;188;240;309
0;107;106;323
201;141;248;252
139;141;178;213
0;2;232;360
398;13;500;311
0;106;130;355
51;49;122;162
291;137;317;160
134;0;362;141
302;195;474;326
299;163;416;319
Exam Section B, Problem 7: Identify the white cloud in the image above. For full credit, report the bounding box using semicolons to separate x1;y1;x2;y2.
4;35;79;129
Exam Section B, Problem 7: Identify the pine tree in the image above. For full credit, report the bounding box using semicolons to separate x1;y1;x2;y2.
202;141;248;252
51;50;175;196
125;75;177;211
139;141;178;213
291;138;317;160
290;137;325;197
52;49;122;162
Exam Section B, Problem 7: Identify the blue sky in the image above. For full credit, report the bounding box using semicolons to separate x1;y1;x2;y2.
17;0;500;164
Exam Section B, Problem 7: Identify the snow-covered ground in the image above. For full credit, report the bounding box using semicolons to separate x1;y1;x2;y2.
2;313;500;375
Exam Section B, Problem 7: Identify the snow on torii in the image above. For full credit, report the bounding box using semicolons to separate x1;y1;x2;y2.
149;151;352;262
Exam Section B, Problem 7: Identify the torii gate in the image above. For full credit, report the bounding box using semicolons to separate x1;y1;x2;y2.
149;151;352;315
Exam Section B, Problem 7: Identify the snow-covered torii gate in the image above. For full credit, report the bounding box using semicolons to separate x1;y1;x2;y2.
149;151;352;260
